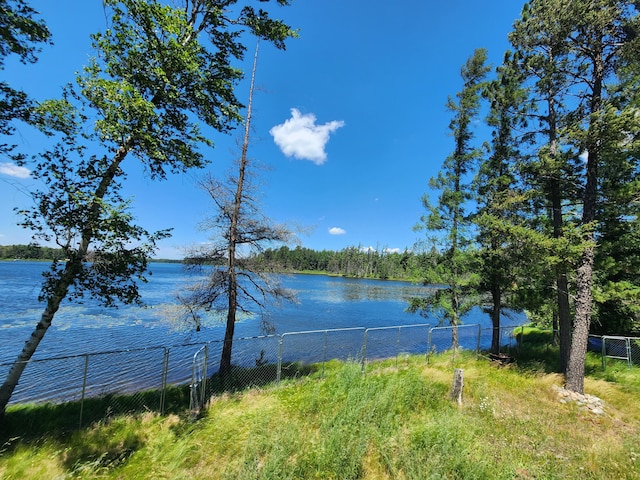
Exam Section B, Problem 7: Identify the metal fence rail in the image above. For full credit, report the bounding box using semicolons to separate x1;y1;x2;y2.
190;345;208;413
600;335;640;368
5;323;632;426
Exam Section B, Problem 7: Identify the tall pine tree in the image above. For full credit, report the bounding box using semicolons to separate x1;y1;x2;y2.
474;53;528;354
410;49;490;348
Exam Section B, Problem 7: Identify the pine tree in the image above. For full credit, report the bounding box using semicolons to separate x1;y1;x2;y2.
474;53;528;354
410;49;490;348
509;0;582;371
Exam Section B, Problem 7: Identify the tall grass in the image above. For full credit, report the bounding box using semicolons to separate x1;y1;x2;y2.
2;342;640;479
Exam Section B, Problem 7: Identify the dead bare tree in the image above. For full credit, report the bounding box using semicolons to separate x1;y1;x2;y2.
178;43;296;376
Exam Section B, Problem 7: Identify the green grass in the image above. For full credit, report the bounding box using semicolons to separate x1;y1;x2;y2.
2;340;640;479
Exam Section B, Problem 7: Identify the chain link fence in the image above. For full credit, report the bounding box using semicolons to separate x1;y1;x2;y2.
363;323;431;367
492;327;640;369
4;322;592;425
594;335;640;368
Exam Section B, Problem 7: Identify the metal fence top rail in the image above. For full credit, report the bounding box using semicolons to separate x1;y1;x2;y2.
365;323;431;332
0;345;169;366
281;327;367;336
429;324;481;330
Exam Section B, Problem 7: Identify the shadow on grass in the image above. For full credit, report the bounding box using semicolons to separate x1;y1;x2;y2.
488;328;561;374
1;361;316;448
1;384;190;446
504;328;612;377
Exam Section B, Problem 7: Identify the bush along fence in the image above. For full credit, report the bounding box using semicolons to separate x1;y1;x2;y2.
1;323;631;426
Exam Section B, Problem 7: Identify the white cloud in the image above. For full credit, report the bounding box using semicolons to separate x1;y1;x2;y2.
0;162;31;179
329;227;346;235
384;248;401;254
270;108;344;165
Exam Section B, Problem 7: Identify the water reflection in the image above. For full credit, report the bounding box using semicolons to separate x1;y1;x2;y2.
320;278;434;303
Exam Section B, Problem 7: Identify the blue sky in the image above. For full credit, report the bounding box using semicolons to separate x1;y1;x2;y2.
0;1;525;259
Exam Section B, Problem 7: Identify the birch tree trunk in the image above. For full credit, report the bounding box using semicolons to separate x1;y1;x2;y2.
0;144;131;417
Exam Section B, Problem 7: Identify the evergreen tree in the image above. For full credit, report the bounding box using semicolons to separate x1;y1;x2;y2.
508;0;640;393
410;49;490;348
563;0;639;393
509;0;582;371
474;53;528;354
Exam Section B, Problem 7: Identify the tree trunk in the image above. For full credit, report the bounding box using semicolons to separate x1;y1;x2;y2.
549;175;572;372
218;43;259;377
566;114;598;393
566;142;598;393
566;246;594;393
556;271;572;371
219;296;236;377
0;259;80;418
552;310;559;347
566;33;604;393
451;287;460;350
566;173;597;392
451;322;459;351
552;180;572;371
0;311;55;418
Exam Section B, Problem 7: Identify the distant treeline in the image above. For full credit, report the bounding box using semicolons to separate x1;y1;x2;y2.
0;244;66;261
254;245;436;281
2;243;434;278
0;244;182;263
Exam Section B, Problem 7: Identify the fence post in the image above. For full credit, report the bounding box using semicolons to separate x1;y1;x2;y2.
322;330;328;378
78;354;89;429
362;329;368;373
189;345;210;413
395;327;401;369
160;348;169;415
476;324;481;358
201;344;209;406
427;327;433;364
277;335;283;384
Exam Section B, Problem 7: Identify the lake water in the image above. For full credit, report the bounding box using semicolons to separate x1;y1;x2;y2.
0;261;528;405
0;260;526;364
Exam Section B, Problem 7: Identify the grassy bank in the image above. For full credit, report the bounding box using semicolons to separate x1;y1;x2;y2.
2;344;640;479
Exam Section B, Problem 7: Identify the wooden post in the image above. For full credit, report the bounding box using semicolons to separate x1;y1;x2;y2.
450;368;464;405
